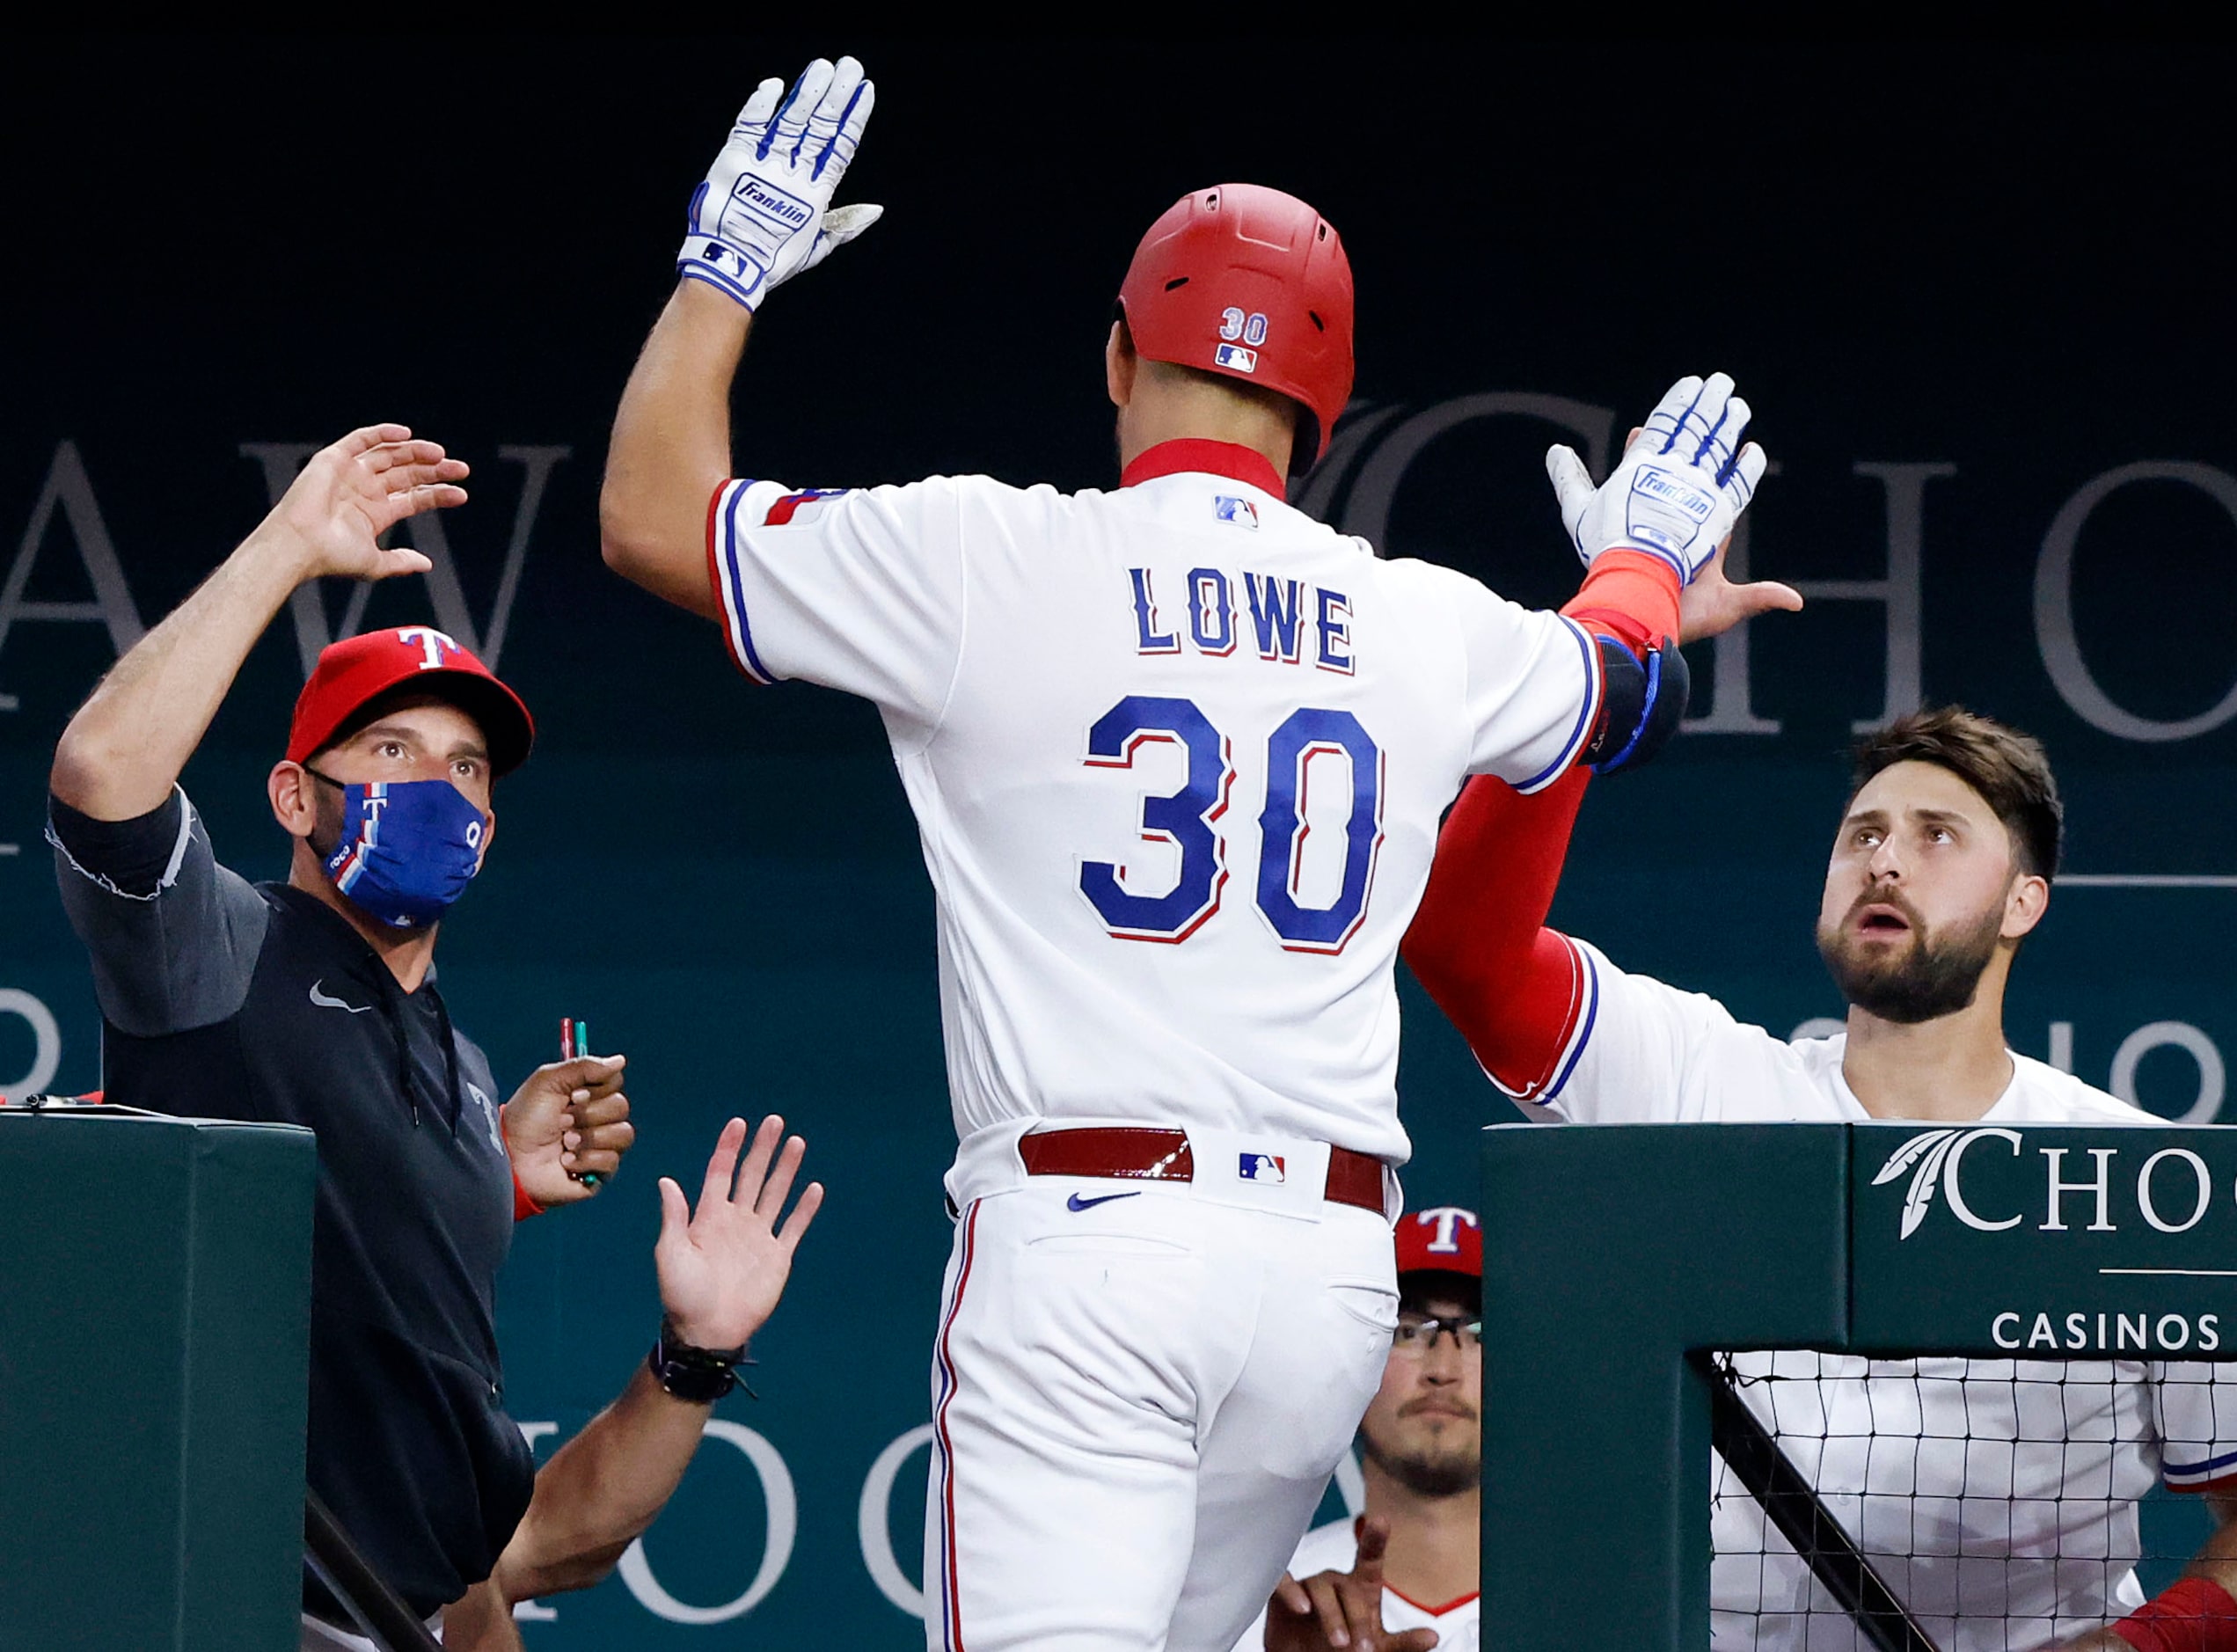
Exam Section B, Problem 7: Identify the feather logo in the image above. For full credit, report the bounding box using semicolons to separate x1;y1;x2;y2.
1873;1128;1963;1239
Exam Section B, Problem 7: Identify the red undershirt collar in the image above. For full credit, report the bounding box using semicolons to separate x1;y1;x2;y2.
1120;438;1287;501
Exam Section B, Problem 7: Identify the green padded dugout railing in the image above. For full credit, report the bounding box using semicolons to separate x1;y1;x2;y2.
0;1108;316;1652
1480;1121;2237;1647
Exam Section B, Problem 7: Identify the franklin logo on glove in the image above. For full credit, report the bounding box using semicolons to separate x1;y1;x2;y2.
677;57;882;315
726;176;814;235
1547;370;1765;586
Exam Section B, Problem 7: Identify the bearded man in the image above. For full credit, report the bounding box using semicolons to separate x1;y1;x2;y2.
1401;705;2237;1649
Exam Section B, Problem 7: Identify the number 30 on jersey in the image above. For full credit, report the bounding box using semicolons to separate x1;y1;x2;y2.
1078;694;1383;954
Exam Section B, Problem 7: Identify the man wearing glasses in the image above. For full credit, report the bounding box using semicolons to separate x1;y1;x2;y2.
1239;1209;1484;1652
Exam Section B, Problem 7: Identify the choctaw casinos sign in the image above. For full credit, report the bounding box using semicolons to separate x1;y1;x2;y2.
1850;1123;2237;1358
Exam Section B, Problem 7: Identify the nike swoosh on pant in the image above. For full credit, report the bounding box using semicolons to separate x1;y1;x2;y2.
1066;1191;1144;1212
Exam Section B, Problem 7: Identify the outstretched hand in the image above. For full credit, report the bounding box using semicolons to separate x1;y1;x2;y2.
655;1116;823;1351
677;56;881;312
263;424;466;583
1590;420;1801;645
1264;1517;1441;1652
1547;375;1766;585
1678;537;1803;644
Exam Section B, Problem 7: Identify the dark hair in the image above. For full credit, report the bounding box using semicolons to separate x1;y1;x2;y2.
1399;1271;1480;1319
1849;706;2062;878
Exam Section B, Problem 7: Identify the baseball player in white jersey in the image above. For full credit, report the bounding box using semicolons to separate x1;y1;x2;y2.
598;55;1771;1651
1236;1207;1487;1652
1405;704;2237;1650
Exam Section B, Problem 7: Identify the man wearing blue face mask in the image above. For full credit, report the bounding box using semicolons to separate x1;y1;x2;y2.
46;425;641;1648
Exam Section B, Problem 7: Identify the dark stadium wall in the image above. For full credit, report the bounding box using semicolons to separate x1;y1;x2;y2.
2;38;2230;1642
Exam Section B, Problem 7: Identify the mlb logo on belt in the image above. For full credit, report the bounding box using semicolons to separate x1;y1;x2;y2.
1238;1152;1286;1183
1213;495;1259;530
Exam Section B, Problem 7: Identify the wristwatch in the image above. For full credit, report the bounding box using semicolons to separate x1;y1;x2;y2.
647;1315;757;1403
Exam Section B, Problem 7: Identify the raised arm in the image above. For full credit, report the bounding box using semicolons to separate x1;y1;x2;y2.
1407;537;1799;1094
49;426;462;820
600;57;881;618
450;1115;822;1636
1403;768;1592;1096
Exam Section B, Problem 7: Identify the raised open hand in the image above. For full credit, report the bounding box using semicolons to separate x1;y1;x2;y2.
655;1116;823;1351
265;424;467;583
678;56;881;312
1548;374;1766;585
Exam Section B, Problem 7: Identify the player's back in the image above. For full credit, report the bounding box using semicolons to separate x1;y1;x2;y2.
707;449;1597;1159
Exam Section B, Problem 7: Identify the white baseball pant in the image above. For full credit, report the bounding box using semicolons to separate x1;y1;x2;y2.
923;1163;1397;1652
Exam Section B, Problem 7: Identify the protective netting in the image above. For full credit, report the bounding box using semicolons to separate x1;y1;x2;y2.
1706;1349;2237;1651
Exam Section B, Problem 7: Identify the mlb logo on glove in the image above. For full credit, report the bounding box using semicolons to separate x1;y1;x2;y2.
1238;1152;1287;1183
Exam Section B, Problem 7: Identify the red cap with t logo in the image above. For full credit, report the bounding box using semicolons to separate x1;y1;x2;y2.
286;627;536;777
1394;1206;1483;1281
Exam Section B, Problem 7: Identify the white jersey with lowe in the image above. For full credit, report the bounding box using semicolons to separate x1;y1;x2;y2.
1230;1516;1480;1652
1521;940;2237;1651
708;445;1600;1166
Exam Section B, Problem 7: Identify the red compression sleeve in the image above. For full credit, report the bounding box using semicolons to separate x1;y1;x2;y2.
1403;767;1593;1099
2110;1575;2237;1650
1561;548;1681;656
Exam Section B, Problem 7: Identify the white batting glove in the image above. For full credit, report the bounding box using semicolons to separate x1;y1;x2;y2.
676;56;881;312
1546;373;1767;584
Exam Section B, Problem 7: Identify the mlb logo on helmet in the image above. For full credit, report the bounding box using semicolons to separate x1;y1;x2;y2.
1213;343;1259;373
1238;1152;1287;1183
1213;496;1259;529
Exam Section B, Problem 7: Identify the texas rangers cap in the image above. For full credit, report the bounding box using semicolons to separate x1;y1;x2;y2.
287;626;535;778
1394;1207;1483;1281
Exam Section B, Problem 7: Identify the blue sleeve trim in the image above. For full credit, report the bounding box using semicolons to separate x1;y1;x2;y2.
2165;1445;2237;1478
1543;942;1600;1102
1514;617;1603;794
719;484;779;684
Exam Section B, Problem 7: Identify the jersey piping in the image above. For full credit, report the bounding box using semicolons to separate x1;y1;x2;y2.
1486;932;1597;1104
1387;1584;1482;1617
1514;618;1604;794
707;479;778;684
2161;1445;2237;1491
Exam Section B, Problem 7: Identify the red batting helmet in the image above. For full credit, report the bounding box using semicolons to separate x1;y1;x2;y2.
288;626;536;778
1394;1207;1482;1282
1116;183;1356;470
